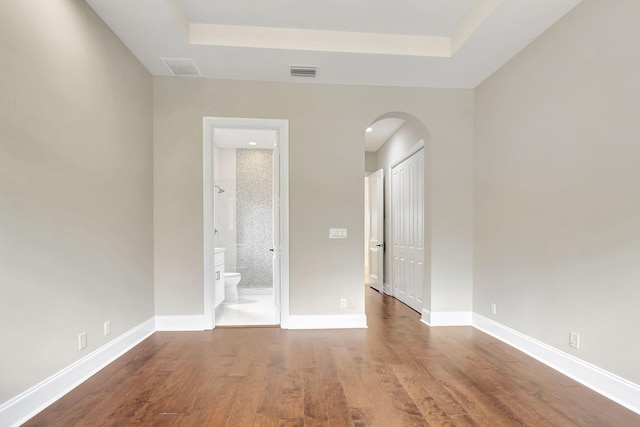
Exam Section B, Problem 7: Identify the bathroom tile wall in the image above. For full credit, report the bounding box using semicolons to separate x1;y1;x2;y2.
236;149;273;288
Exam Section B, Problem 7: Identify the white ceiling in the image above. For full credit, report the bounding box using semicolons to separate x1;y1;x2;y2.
85;0;582;89
365;119;406;152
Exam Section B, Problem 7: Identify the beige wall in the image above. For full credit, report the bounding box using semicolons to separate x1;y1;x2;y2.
475;0;640;384
364;151;378;173
153;78;474;317
376;115;475;314
0;0;154;404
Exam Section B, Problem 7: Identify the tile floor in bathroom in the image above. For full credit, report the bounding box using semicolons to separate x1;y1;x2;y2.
215;292;279;326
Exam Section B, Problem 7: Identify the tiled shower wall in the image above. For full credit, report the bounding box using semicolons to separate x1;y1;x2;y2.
236;149;273;288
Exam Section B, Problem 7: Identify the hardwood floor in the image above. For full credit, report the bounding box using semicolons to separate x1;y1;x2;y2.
25;288;639;426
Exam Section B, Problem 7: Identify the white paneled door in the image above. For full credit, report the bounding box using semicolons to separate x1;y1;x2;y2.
367;169;384;292
391;149;424;312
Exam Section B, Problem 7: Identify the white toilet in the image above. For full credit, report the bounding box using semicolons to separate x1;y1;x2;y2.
224;272;241;302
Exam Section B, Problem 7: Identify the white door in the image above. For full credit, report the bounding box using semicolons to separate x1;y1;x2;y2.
272;139;281;321
367;169;384;292
391;149;424;312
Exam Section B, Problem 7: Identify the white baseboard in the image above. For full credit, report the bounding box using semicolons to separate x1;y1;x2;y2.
0;317;155;427
9;310;637;427
473;314;640;415
155;315;205;331
285;314;367;330
421;309;472;326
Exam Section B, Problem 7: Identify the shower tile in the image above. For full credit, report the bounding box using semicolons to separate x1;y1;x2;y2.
236;149;273;288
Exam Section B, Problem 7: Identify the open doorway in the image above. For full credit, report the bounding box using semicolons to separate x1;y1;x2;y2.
364;117;406;295
364;113;430;313
203;117;289;328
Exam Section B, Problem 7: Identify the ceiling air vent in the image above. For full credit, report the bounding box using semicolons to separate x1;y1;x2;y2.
290;65;317;78
161;58;201;77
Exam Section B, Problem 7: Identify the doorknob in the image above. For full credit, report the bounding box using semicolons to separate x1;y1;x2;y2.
269;248;275;252
376;243;384;248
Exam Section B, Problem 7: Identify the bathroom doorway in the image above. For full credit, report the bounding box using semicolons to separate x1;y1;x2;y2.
203;117;289;328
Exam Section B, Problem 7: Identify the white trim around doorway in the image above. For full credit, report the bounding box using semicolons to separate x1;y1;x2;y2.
202;117;290;330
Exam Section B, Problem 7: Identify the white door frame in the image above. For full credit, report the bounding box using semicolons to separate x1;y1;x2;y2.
388;139;424;305
203;117;290;329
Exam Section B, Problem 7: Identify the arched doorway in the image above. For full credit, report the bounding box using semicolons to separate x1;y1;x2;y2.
364;112;431;313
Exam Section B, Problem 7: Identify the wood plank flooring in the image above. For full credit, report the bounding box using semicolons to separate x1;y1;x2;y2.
24;288;640;426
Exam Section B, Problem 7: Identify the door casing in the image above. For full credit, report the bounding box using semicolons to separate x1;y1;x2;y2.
202;117;290;329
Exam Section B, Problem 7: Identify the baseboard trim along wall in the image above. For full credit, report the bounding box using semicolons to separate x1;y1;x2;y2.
472;313;640;415
155;315;205;331
421;309;472;326
0;317;155;427
285;314;368;330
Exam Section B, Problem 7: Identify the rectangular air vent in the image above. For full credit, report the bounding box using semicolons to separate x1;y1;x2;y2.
290;65;317;78
162;58;201;77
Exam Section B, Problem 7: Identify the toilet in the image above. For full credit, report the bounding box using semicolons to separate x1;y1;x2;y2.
224;272;241;302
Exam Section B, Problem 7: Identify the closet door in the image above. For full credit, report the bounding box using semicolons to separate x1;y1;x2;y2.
391;149;424;312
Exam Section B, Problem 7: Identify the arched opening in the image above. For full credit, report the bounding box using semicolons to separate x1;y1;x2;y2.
364;112;431;315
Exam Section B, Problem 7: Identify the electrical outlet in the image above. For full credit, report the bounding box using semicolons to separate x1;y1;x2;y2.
490;303;497;315
104;320;111;336
340;298;347;308
78;332;87;350
569;332;580;349
349;299;357;309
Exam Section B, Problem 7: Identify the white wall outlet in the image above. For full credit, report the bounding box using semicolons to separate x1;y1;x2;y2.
78;332;87;350
104;320;111;336
340;298;347;308
569;331;580;349
349;299;357;309
490;303;497;315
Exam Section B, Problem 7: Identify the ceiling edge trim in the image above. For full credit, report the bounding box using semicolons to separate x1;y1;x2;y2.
189;23;452;57
452;0;503;54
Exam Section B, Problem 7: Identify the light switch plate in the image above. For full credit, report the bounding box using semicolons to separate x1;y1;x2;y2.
329;228;348;239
